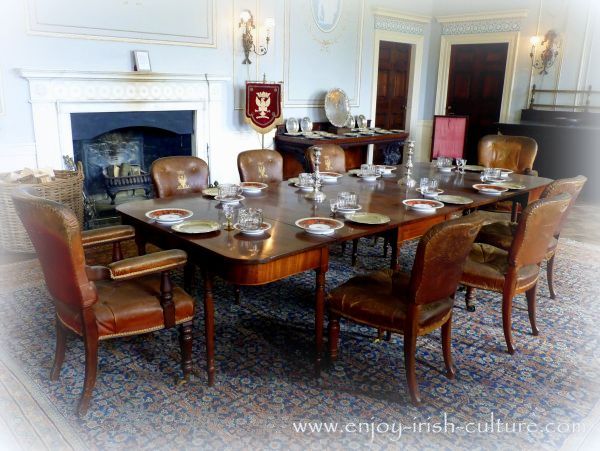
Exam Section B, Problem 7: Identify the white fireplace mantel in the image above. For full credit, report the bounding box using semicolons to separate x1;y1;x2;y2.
19;69;230;169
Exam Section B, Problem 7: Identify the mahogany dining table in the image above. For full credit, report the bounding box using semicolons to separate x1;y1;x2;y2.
116;163;552;385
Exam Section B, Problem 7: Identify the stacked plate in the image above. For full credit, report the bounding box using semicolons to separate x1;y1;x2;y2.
320;172;343;183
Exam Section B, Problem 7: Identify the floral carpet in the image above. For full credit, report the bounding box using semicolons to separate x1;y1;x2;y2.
0;238;599;450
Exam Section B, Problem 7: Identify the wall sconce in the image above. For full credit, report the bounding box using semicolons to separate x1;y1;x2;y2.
530;30;559;75
239;10;274;65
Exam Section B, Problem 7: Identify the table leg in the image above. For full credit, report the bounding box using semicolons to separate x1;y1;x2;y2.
390;231;401;270
314;248;329;378
202;270;215;386
135;233;146;256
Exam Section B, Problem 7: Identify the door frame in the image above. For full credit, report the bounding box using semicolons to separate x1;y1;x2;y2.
434;31;519;122
370;30;424;142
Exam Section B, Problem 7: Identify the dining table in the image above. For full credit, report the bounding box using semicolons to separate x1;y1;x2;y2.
116;162;552;385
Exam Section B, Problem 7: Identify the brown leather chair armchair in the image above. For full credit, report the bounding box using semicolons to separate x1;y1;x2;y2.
460;193;571;354
478;135;538;174
150;156;209;198
12;187;195;415
475;175;587;299
327;214;484;404
305;144;346;173
237;149;283;183
477;135;539;221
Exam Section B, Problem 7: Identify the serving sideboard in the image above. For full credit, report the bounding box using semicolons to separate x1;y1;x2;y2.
274;122;409;180
497;109;600;201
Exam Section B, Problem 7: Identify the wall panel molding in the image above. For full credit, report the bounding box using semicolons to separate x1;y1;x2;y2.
26;0;216;47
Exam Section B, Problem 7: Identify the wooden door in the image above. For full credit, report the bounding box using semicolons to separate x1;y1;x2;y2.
375;41;411;130
446;43;508;163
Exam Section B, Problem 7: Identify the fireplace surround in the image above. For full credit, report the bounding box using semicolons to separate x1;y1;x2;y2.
19;70;229;176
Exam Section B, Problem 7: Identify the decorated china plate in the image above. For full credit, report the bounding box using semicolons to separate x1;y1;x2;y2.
376;165;397;175
145;208;193;224
403;199;444;212
345;212;390;225
240;182;268;193
233;222;272;236
473;184;509;195
295;217;344;235
437;166;455;173
294;183;314;192
358;173;380;182
171;220;219;234
436;195;473;205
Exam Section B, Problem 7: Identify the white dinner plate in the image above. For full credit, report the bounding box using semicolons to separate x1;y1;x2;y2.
172;220;220;234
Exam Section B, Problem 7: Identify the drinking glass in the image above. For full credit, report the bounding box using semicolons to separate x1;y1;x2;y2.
456;158;467;173
491;168;502;179
222;204;235;230
419;177;430;192
337;191;358;209
218;183;242;199
329;199;338;216
427;179;439;193
238;208;263;231
360;164;378;178
480;168;493;182
298;172;313;187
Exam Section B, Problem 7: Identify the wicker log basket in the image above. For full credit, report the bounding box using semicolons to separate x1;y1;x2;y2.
0;163;84;253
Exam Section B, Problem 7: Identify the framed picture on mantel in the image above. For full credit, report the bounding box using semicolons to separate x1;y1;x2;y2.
132;50;151;72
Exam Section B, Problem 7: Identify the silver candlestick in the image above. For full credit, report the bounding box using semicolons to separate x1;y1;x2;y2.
398;140;417;188
305;146;326;202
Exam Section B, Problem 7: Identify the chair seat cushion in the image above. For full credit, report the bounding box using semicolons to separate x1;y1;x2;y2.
328;270;453;332
57;275;195;339
477;220;517;250
461;243;540;292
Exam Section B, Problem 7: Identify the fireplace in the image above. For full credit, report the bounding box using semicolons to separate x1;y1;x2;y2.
72;111;194;204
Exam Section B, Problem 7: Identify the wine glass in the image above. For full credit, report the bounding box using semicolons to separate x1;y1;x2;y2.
222;204;235;230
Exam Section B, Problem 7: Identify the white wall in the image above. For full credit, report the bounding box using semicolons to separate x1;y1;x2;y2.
0;0;597;178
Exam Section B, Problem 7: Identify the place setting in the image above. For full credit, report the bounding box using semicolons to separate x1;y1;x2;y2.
329;191;390;225
416;177;443;198
356;164;381;182
145;208;193;224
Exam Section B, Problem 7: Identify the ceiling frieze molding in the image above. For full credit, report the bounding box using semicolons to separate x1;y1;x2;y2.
373;9;431;36
436;10;527;36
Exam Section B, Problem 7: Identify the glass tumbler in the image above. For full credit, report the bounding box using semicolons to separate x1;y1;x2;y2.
238;208;263;231
218;183;241;199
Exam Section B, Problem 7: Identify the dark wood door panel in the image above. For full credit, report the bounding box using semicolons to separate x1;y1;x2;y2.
376;41;411;130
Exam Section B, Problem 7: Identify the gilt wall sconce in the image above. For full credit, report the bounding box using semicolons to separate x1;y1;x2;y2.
239;10;274;65
530;30;560;75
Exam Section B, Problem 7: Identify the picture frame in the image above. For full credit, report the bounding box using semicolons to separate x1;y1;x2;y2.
132;50;151;72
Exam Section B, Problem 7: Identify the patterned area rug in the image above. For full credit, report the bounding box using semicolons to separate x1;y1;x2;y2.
0;238;599;450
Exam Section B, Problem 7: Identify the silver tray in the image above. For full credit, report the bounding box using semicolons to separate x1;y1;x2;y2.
324;88;350;127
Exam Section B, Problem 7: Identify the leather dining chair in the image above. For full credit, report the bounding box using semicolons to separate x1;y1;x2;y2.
150;155;209;198
460;193;571;355
327;214;484;405
13;186;196;415
305;144;346;173
237;149;283;183
475;175;587;300
477;135;539;222
478;135;538;175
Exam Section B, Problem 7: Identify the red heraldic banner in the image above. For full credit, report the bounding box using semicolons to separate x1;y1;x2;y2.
245;82;283;134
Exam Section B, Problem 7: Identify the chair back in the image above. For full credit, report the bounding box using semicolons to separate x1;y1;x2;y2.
12;186;96;311
409;214;484;305
509;193;571;268
541;175;587;235
478;135;538;174
237;149;283;183
305;144;346;173
150;156;209;198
